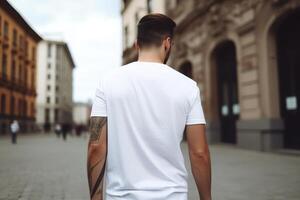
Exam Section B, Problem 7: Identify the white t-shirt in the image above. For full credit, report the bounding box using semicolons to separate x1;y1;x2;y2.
10;122;19;134
90;61;206;200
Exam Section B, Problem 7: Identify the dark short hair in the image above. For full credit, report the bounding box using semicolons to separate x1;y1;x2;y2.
137;13;176;48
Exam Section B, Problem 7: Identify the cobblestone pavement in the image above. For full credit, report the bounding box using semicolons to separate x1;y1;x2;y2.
0;134;299;200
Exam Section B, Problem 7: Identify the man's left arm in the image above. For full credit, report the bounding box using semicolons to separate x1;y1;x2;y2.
87;116;107;200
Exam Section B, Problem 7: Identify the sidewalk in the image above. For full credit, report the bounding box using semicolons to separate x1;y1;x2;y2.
0;134;299;200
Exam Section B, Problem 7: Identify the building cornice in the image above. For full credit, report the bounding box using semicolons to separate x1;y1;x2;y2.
0;0;42;42
173;0;217;34
44;40;76;68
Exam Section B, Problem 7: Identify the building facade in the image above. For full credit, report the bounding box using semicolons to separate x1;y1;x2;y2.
73;102;92;130
36;40;75;132
122;0;166;64
165;0;300;151
0;0;42;134
122;0;300;151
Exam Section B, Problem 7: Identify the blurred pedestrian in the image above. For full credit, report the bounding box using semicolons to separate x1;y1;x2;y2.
62;123;67;141
55;123;62;138
10;120;20;144
75;125;82;137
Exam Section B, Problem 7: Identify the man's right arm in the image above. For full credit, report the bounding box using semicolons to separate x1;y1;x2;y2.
186;124;212;200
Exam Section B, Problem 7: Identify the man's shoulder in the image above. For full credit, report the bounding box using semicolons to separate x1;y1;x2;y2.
104;63;134;78
164;64;198;87
102;62;197;88
101;66;126;82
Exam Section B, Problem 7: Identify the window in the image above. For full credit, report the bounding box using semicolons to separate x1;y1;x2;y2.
2;54;7;80
10;96;15;115
31;72;35;88
45;108;50;122
54;109;59;122
19;65;22;84
55;86;59;92
31;102;35;116
147;0;153;13
55;97;59;104
4;21;8;38
18;99;22;116
24;100;27;117
47;43;51;58
32;47;36;60
1;94;6;114
47;74;51;80
13;29;17;46
11;59;16;82
47;85;51;91
47;96;50;103
56;46;61;60
19;35;23;50
24;68;27;87
25;40;28;56
0;15;2;36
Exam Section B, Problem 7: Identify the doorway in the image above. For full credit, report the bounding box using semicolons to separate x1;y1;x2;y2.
214;41;239;143
276;10;300;149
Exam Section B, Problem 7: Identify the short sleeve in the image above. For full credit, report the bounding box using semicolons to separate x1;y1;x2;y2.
186;86;206;125
90;81;107;117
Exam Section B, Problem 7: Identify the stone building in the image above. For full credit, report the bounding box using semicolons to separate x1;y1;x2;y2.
122;0;166;64
0;0;42;134
122;0;300;151
165;0;300;151
36;40;75;132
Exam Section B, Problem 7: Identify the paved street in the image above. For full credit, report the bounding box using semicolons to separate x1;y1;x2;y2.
0;134;299;200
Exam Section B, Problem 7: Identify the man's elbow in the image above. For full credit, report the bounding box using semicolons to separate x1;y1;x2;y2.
190;148;210;162
88;142;106;157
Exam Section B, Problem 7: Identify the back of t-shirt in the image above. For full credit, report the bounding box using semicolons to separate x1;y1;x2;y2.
90;61;206;200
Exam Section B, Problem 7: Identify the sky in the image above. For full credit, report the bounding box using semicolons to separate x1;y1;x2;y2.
8;0;122;103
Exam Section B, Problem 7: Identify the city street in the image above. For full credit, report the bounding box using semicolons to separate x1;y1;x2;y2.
0;134;299;200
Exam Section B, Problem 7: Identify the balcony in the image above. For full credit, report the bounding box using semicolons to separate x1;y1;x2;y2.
26;88;37;97
25;57;31;65
0;74;13;89
0;73;7;81
18;49;24;59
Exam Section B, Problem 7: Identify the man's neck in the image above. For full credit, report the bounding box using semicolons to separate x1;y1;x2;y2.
138;50;163;64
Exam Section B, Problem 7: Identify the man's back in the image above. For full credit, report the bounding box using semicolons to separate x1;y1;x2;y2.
91;61;206;199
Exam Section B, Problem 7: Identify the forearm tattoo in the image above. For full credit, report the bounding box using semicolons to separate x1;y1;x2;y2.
87;116;108;200
89;117;107;142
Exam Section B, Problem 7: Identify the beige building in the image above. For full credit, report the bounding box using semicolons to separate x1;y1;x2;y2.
73;102;92;129
121;0;166;64
122;0;300;151
167;0;300;151
36;40;75;132
0;0;42;134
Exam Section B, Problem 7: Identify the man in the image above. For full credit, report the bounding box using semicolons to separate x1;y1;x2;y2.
10;120;19;144
87;14;211;200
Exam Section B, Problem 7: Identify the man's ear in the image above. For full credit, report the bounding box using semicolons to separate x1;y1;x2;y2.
164;37;171;51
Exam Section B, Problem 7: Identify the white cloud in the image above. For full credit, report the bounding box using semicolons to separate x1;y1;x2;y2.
8;0;122;102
